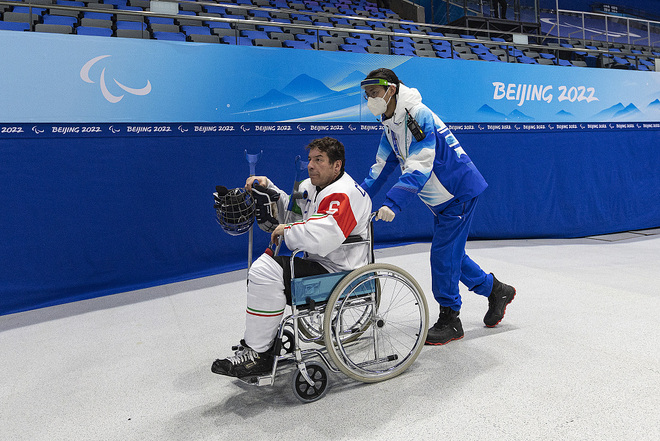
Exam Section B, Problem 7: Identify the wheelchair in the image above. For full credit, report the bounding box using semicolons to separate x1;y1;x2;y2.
236;213;430;403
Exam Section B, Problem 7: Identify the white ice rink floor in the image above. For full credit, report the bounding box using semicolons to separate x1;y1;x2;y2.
2;230;659;441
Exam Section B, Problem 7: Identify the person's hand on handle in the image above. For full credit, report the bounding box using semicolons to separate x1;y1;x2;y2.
376;206;395;222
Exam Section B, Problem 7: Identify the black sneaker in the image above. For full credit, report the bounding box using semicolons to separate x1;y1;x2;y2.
425;306;464;345
484;274;516;327
211;343;274;378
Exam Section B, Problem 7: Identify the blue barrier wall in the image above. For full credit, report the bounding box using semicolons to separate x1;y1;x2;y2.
1;32;659;315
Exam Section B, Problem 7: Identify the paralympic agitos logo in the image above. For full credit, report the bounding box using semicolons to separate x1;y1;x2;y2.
80;55;152;103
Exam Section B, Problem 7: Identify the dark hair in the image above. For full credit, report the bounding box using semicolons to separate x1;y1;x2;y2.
306;137;345;173
366;68;401;94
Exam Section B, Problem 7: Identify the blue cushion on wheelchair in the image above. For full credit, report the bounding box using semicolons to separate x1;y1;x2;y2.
291;271;376;306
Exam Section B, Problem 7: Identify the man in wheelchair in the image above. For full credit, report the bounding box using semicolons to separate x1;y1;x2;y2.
212;137;372;378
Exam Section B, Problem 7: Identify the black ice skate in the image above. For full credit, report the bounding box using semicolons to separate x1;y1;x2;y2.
483;274;516;327
211;342;273;378
425;306;464;345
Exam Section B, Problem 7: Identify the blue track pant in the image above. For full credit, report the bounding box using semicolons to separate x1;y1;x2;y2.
430;196;493;311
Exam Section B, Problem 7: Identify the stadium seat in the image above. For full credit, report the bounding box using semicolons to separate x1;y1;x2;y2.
458;53;479;61
117;21;147;31
179;1;202;13
81;13;112;28
182;25;211;36
116;6;144;22
221;35;253;45
322;35;345;45
254;38;283;47
189;34;220;43
330;17;349;25
344;37;368;46
47;5;80;18
34;23;72;33
42;15;77;26
148;16;175;25
283;40;313;49
517;55;538;64
316;42;338;51
177;11;200;26
257;25;283;33
367;45;389;54
295;34;317;45
206;21;231;32
151;23;180;33
204;6;226;14
116;29;150;39
76;26;113;37
340;44;368;54
392;40;413;49
241;30;268;40
212;28;237;38
153;31;186;41
268;32;295;42
415;49;437;58
349;32;371;41
0;21;30;31
11;7;47;16
369;38;388;47
477;52;501;62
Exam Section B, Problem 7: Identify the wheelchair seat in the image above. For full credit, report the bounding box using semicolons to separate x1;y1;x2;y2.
289;233;371;309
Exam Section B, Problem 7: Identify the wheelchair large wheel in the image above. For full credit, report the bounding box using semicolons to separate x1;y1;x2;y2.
323;263;428;383
297;288;380;346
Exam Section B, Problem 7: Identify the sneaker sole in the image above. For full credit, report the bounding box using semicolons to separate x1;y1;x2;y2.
485;289;516;328
424;335;464;346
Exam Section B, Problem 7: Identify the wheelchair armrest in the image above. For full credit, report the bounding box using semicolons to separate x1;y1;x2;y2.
343;235;367;244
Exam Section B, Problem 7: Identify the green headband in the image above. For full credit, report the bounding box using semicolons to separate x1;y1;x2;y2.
360;78;392;89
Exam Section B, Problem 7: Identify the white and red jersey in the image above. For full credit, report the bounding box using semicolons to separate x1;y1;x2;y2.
269;172;372;273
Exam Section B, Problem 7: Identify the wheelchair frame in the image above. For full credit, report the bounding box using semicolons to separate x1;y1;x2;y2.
237;213;429;403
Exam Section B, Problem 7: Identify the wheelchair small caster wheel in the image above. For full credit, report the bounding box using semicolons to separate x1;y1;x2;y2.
280;329;295;355
291;362;328;403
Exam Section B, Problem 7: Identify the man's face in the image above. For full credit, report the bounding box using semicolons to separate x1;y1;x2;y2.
307;147;341;188
363;84;396;117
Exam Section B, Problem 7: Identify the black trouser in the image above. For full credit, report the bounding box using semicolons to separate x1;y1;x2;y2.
492;0;507;19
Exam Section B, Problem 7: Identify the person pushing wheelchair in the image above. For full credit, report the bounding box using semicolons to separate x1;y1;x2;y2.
212;137;372;378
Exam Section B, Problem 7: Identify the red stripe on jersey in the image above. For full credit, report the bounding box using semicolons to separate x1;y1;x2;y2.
317;193;357;238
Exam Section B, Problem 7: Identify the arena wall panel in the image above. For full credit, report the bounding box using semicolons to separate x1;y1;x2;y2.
1;31;658;314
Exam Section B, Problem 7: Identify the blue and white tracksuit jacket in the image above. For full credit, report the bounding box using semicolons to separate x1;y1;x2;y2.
361;84;493;310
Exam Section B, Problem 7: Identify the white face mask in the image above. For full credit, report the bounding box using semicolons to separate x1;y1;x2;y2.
367;92;392;117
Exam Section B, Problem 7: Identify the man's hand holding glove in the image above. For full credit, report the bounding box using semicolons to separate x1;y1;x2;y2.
375;206;396;222
251;183;280;232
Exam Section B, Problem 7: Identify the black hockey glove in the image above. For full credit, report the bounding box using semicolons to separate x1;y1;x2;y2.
252;183;280;233
213;185;229;208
